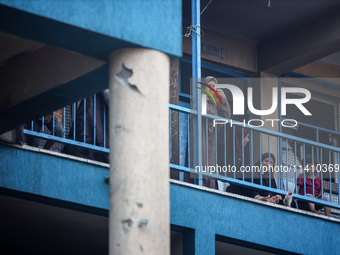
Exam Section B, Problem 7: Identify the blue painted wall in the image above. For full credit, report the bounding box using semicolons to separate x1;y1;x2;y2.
2;144;339;254
0;144;109;209
0;0;182;58
170;181;340;255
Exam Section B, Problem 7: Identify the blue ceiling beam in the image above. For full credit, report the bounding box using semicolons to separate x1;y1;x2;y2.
0;0;182;59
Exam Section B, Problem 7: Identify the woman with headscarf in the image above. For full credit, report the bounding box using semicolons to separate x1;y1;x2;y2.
232;152;293;206
201;76;231;189
250;152;280;200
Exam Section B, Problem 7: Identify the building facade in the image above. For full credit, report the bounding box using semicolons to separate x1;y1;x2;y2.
1;1;340;254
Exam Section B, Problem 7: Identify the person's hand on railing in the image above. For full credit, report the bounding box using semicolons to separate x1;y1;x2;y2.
255;194;282;204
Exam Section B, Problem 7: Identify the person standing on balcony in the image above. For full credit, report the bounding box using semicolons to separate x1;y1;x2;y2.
42;109;64;150
201;76;231;189
230;126;250;174
224;126;249;192
296;155;331;216
62;89;110;163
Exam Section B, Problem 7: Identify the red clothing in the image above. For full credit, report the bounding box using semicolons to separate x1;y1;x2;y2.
297;174;322;196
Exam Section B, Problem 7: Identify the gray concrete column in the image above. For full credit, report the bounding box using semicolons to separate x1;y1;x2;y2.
109;48;170;255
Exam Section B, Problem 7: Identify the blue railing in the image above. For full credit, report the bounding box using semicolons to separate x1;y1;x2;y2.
169;103;340;214
281;118;340;147
23;92;110;162
22;97;340;214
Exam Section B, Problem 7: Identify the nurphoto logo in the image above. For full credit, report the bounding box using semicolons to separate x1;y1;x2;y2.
198;80;312;128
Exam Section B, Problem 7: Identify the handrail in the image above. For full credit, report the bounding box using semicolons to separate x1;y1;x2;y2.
23;100;340;212
169;105;340;212
200;112;340;153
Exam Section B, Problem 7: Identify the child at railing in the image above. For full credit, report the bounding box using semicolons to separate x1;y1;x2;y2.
27;109;64;151
228;152;293;207
296;155;331;216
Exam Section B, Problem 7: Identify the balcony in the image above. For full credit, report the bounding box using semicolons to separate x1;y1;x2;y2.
1;90;340;254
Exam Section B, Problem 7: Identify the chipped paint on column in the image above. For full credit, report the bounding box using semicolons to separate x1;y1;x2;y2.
109;48;170;255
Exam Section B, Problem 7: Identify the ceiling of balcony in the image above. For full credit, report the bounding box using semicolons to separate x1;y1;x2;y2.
0;31;42;66
183;0;339;41
2;1;340;74
183;0;340;67
0;30;106;134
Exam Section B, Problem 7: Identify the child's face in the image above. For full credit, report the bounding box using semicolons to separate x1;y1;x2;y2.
262;157;274;168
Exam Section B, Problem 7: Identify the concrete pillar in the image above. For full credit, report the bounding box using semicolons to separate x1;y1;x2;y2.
109;48;170;255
